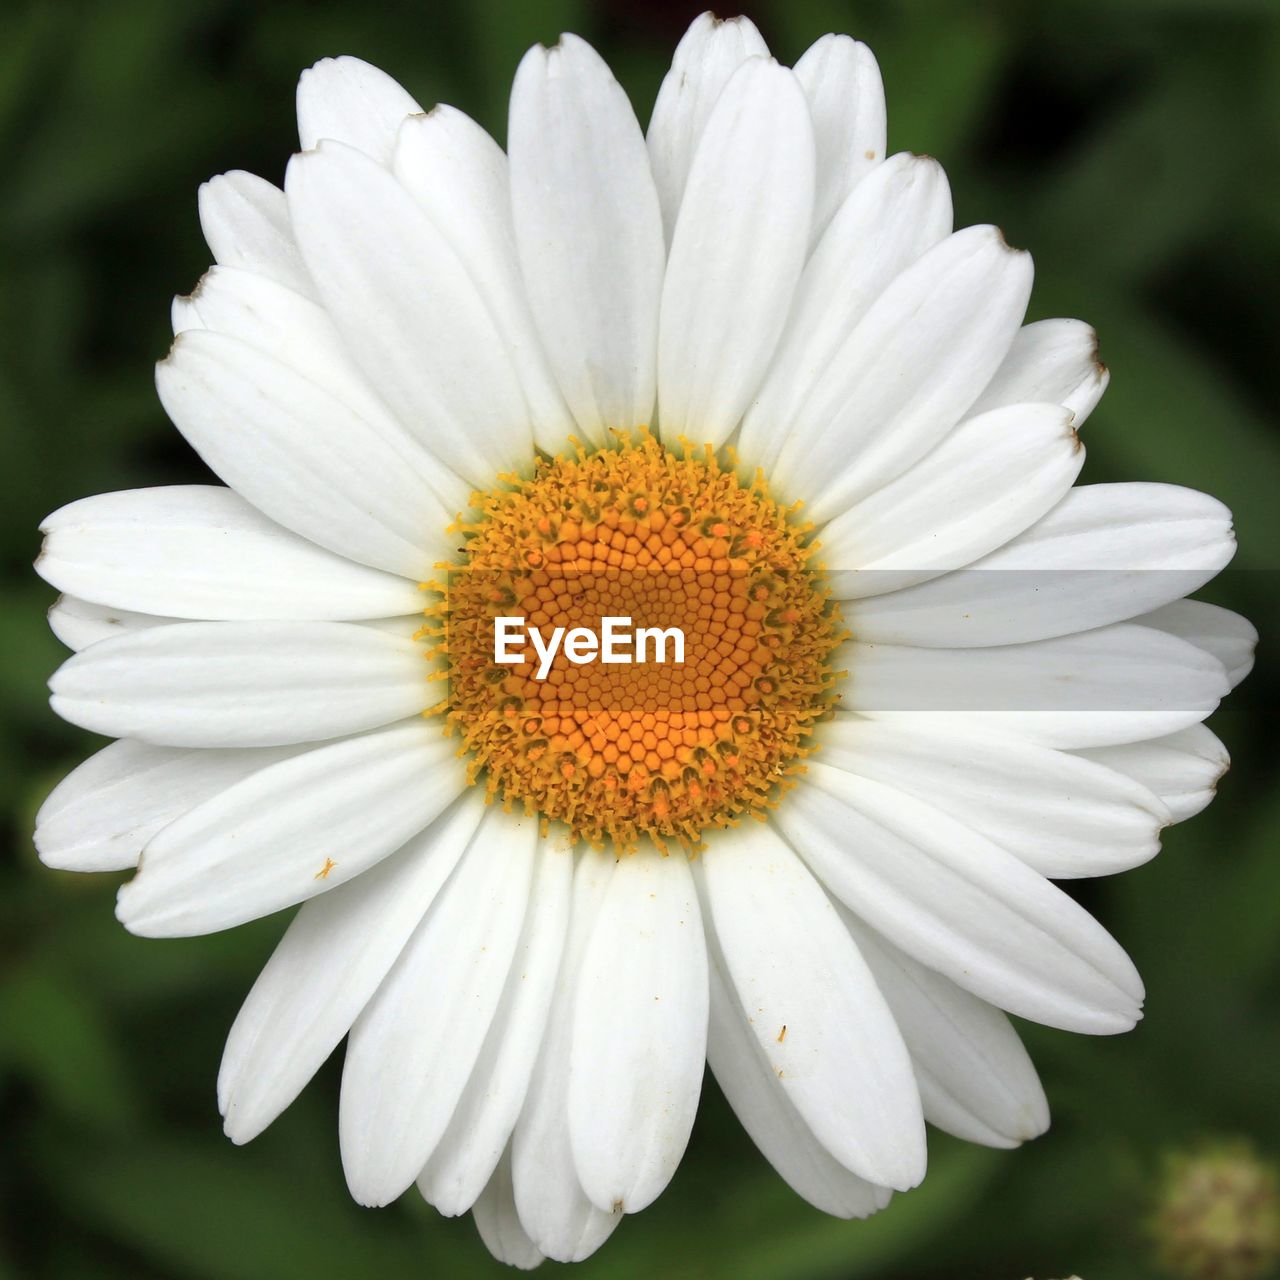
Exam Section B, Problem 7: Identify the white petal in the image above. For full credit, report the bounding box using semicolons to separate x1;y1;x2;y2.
1137;599;1257;689
823;402;1083;599
359;614;432;641
38;486;424;621
849;483;1237;648
197;171;316;298
569;844;707;1214
657;57;814;450
176;266;471;519
219;791;486;1143
420;840;573;1217
738;152;953;474
779;765;1145;1033
34;739;297;873
842;917;1049;1149
698;821;925;1190
969;317;1109;427
646;12;769;241
48;595;175;651
472;1147;546;1271
157;329;453;579
393;109;575;454
816;716;1169;879
115;720;465;936
705;929;891;1219
1078;724;1230;824
340;806;538;1206
286;141;532;486
793;34;886;240
840;623;1229;748
49;621;429;748
771;225;1032;522
296;55;422;163
511;855;622;1263
509;35;665;444
171;291;200;333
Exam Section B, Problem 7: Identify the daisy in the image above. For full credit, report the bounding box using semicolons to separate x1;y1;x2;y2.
34;12;1255;1269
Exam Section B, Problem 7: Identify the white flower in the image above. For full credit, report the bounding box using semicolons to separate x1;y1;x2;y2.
34;12;1254;1270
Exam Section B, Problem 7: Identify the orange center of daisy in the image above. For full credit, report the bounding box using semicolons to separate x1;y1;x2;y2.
427;433;842;851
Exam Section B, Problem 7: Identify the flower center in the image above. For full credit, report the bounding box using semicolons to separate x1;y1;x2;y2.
427;433;842;851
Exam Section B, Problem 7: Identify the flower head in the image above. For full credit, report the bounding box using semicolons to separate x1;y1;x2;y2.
440;430;843;850
34;12;1255;1268
1150;1142;1280;1280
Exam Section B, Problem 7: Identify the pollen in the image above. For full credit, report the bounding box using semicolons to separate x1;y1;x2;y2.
427;432;843;852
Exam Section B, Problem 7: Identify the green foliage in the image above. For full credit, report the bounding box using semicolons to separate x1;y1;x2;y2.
1;1;1276;1277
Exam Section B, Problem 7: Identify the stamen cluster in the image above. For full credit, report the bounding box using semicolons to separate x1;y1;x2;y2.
428;433;842;851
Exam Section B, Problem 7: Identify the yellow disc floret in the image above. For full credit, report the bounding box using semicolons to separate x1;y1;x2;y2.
427;432;842;852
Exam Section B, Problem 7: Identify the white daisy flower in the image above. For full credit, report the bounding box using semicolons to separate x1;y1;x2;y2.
34;12;1255;1270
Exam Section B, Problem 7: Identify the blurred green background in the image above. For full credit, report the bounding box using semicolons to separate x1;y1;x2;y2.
2;0;1278;1277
